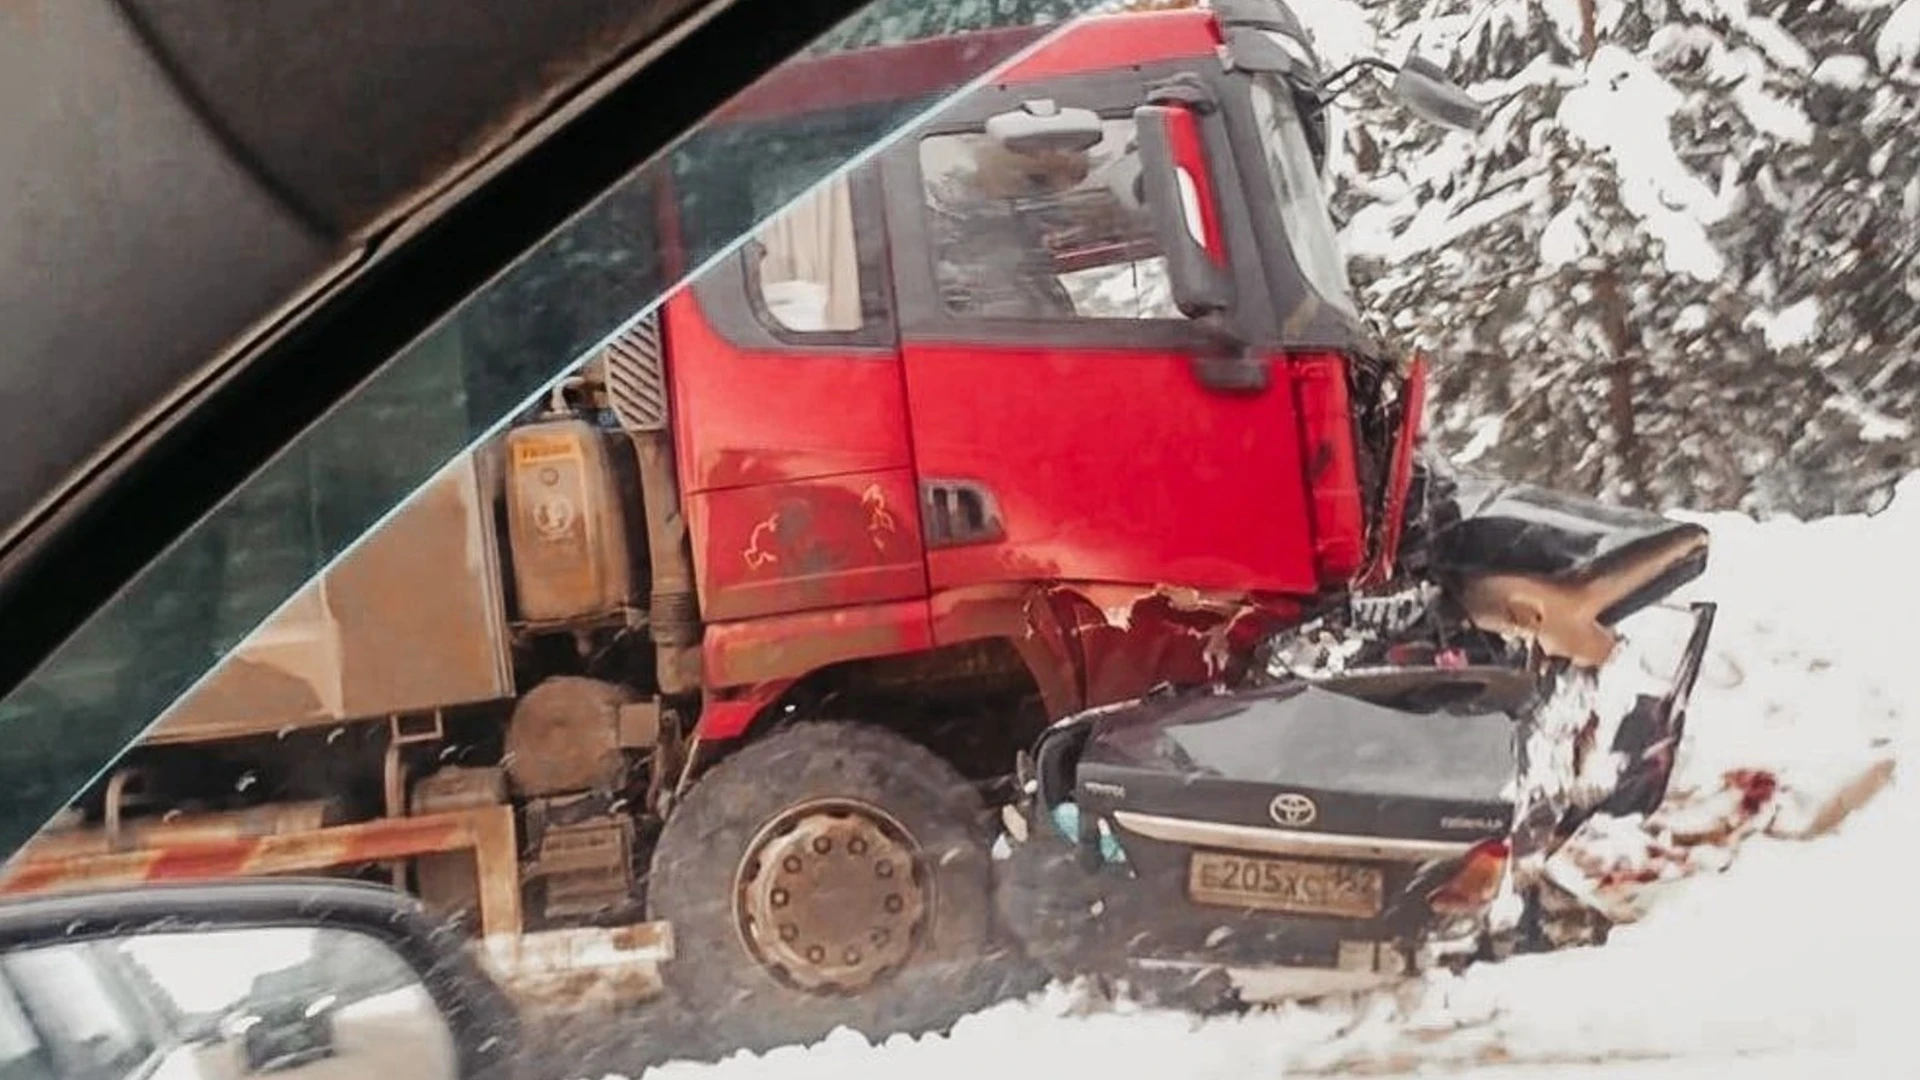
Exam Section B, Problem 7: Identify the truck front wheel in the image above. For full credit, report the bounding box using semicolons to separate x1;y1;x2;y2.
646;722;1016;1054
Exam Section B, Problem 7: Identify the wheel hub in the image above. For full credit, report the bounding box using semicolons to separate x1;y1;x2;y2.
735;799;929;994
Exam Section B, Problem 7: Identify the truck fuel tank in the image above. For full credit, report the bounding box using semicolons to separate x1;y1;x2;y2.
505;418;641;625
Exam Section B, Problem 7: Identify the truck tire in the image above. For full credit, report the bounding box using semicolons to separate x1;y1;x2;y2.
646;722;1019;1055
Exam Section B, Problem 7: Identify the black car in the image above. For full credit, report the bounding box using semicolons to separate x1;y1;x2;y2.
996;669;1531;1005
230;966;339;1074
995;477;1718;1011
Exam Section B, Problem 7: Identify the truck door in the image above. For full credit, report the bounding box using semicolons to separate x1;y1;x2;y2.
882;68;1320;599
666;166;930;627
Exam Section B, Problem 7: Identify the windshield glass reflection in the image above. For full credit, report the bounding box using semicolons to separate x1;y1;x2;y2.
0;0;1112;858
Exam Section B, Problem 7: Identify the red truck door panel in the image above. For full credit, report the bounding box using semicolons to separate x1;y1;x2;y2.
882;72;1319;599
666;170;929;624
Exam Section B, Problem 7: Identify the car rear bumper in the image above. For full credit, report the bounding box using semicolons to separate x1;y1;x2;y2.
996;812;1496;990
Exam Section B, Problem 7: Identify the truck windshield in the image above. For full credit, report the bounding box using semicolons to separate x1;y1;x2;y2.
1247;76;1358;320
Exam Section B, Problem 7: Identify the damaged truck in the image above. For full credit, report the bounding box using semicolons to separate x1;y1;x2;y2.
0;0;1715;1053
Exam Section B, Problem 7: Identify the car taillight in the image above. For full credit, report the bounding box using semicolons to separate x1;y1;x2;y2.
1427;837;1510;915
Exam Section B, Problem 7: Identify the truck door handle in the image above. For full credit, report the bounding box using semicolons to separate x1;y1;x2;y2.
921;480;1005;549
1190;352;1269;392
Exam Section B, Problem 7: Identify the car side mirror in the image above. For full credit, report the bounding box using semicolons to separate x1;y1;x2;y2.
1132;104;1233;320
1390;53;1484;131
0;879;520;1080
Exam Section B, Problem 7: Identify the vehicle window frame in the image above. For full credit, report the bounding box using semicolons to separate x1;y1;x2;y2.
0;0;904;705
0;1;1117;855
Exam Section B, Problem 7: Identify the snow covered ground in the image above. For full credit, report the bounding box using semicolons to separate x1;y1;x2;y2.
623;477;1920;1079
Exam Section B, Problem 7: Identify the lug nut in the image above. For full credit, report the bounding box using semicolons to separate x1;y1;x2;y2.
806;945;826;964
812;836;833;855
843;947;861;965
883;893;904;914
870;927;890;946
779;923;799;943
770;887;789;908
875;860;894;878
848;837;869;855
783;855;803;874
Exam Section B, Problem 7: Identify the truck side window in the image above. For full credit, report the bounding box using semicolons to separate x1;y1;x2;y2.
921;118;1180;322
747;174;867;333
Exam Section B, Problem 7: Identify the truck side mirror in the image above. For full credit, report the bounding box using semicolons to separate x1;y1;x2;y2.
1133;104;1233;319
1390;54;1484;131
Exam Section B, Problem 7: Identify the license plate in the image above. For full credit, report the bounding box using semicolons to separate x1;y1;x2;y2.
1187;851;1384;919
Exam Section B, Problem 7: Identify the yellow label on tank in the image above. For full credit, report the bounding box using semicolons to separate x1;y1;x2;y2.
511;432;583;467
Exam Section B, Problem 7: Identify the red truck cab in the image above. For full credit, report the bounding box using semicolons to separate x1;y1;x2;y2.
658;3;1422;747
619;7;1429;1048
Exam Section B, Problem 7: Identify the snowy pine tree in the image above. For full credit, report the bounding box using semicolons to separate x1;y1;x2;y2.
1740;0;1920;513
1299;0;1920;516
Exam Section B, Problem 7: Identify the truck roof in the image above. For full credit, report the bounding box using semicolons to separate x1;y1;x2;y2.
710;9;1221;127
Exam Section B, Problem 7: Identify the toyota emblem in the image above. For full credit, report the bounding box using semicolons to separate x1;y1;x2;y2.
1269;792;1318;827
